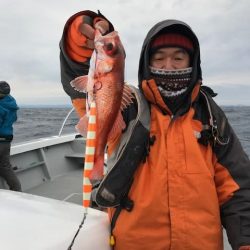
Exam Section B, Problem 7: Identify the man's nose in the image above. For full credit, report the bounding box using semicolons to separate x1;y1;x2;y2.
162;58;174;70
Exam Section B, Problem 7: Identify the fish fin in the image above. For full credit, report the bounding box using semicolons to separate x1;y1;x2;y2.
120;84;134;111
108;112;126;142
70;76;88;93
90;155;104;181
75;114;88;137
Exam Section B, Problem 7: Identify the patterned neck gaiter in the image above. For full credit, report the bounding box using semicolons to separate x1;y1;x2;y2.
149;66;193;113
149;66;192;97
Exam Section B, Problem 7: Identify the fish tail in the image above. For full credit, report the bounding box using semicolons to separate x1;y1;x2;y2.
90;155;104;181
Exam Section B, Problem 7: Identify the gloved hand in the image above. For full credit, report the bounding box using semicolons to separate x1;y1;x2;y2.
78;15;110;49
66;14;110;62
239;246;250;250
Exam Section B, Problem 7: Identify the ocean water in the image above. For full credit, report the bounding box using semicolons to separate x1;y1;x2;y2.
12;107;79;144
12;106;250;156
222;106;250;156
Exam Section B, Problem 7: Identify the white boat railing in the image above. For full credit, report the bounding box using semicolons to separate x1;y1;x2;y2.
58;107;75;136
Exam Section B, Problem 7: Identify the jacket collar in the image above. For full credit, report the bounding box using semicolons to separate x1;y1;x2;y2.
141;78;201;115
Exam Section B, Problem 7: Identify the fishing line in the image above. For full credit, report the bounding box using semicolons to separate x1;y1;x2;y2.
67;212;87;250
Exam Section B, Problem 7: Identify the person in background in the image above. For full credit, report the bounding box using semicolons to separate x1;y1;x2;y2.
60;10;250;250
0;81;21;191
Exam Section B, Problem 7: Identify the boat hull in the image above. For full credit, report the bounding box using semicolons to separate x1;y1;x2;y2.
0;190;111;250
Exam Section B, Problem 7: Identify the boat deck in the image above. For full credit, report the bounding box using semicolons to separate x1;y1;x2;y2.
26;168;83;205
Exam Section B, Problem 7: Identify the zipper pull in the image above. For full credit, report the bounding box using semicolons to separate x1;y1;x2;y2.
110;234;115;246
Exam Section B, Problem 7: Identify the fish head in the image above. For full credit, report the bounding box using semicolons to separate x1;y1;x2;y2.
90;30;125;96
94;30;125;62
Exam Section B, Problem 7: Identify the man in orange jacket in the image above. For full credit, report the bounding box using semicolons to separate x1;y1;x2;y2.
60;10;250;250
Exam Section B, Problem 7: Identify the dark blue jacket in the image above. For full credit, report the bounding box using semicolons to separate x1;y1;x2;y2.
0;95;18;140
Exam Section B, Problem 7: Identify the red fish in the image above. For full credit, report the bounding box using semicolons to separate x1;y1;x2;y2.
71;30;133;180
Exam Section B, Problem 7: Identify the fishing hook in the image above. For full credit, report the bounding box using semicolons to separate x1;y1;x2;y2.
94;81;103;92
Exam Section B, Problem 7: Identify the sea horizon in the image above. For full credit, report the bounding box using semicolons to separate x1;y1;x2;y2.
18;104;250;108
19;104;72;108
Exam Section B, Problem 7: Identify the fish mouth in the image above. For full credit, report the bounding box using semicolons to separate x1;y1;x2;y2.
95;31;118;41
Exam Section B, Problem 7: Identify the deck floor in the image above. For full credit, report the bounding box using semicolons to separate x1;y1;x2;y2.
26;168;83;205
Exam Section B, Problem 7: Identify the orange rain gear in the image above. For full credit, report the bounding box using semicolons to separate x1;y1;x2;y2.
108;81;239;250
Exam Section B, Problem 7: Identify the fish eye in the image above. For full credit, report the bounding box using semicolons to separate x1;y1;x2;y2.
105;43;114;51
104;42;118;56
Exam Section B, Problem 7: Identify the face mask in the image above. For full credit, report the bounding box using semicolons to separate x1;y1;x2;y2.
149;66;192;98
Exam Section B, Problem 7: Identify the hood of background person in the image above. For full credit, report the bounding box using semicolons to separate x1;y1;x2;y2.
0;81;11;96
0;95;19;111
138;19;201;92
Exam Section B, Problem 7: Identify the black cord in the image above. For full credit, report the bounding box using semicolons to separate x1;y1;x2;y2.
67;212;87;250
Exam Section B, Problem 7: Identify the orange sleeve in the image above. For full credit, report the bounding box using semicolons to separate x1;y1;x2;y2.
66;16;93;63
214;161;240;205
72;98;86;118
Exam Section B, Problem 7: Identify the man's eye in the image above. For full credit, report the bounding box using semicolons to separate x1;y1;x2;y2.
174;57;183;61
155;57;163;60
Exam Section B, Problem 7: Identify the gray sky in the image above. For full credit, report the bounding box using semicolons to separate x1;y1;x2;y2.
0;0;249;106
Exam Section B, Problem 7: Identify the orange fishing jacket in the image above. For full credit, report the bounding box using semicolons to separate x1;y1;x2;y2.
96;78;250;250
107;82;226;250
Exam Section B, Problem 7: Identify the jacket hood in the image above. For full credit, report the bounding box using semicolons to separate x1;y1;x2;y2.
138;19;202;91
0;95;19;111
